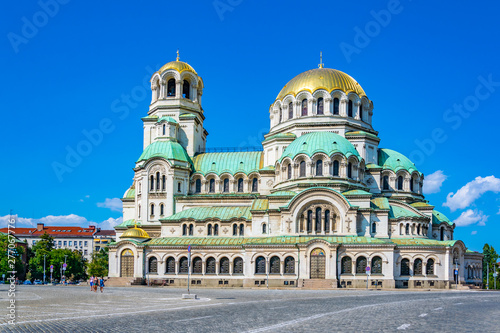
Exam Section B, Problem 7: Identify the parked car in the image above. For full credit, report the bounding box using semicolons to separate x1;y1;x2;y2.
33;280;42;285
23;280;32;285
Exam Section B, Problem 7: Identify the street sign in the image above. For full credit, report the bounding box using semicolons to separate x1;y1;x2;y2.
366;266;371;272
50;265;53;269
63;263;67;268
188;245;191;253
454;269;458;275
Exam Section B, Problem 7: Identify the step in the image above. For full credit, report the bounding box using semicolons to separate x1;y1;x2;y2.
302;279;335;289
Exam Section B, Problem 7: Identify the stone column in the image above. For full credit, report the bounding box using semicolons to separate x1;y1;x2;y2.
159;80;166;99
325;97;332;115
340;98;348;116
295;101;301;118
191;84;197;102
175;80;182;99
311;98;317;115
354;101;361;120
151;83;157;103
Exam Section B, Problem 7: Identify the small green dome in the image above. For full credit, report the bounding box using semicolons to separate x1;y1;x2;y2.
137;139;191;164
279;132;360;162
378;148;420;175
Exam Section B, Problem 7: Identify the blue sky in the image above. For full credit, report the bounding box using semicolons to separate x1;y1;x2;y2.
1;0;499;252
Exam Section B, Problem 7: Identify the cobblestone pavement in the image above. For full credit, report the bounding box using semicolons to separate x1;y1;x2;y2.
1;285;499;332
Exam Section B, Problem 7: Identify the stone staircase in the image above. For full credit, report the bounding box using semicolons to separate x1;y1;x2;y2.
301;279;336;289
104;277;138;287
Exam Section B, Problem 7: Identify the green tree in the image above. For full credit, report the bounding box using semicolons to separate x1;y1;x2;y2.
0;234;26;280
87;248;109;278
50;248;87;281
28;233;54;280
482;244;499;289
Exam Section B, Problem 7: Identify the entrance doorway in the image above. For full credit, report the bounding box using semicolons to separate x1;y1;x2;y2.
310;248;326;279
120;249;134;277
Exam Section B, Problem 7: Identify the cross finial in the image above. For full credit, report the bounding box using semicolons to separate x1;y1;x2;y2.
176;49;180;61
318;51;324;68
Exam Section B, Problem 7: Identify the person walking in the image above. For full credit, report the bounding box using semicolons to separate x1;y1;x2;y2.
89;276;94;291
99;277;104;293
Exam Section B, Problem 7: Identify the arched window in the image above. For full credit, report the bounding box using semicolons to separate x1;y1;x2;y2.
347;162;352;179
182;80;190;99
150;204;154;216
160;203;164;216
233;257;243;274
417;224;421;235
161;175;166;191
371;223;376;234
214;224;219;236
299;161;306;177
222;178;229;192
179;257;188;274
166;257;175;274
209;179;215;193
397;176;403;190
284;256;295;274
359;103;363;121
167;78;176;97
414;258;423;275
383;175;389;190
148;257;158;274
287;164;292;179
301;99;308;116
278;107;282;123
288;102;293;119
333;160;340;176
138;204;141;218
405;224;410;235
255;256;266;274
232;224;237;236
307;210;312;233
324;210;330;233
237;178;244;192
177;182;181;193
150;175;154;191
252;178;258;192
220;257;230;274
262;223;267;234
182;224;187;236
206;257;216;274
440;227;444;241
270;256;280;274
410;178;414;192
208;224;212;236
189;224;193;236
315;207;322;233
317;97;324;115
239;223;244;236
195;179;201;193
401;258;410;276
156;172;160;190
348;100;353;117
333;98;340;115
163;124;166;136
341;257;352;274
371;256;382;274
426;259;435;275
356;256;367;274
193;257;202;274
316;160;323;176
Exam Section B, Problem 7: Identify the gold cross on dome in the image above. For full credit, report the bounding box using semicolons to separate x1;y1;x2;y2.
318;51;324;68
176;49;180;61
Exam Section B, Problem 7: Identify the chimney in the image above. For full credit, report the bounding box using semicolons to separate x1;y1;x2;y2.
36;223;44;231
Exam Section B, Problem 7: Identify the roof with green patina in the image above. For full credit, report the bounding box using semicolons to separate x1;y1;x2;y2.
392;238;457;247
410;202;433;208
345;131;379;140
282;187;350;209
279;132;360;162
371;197;390;210
432;210;453;226
378;148;420;175
259;166;275;171
389;205;422;219
141;115;158;120
144;236;392;247
161;206;252;222
366;163;382;169
251;199;269;211
268;190;297;197
115;219;140;228
123;187;135;199
263;132;297;142
192;151;263;176
179;113;197;119
157;116;177;124
343;189;372;196
137;139;192;164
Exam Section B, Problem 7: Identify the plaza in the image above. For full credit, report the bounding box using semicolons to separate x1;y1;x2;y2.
1;285;499;332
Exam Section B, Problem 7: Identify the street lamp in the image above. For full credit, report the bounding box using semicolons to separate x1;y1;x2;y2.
43;254;46;284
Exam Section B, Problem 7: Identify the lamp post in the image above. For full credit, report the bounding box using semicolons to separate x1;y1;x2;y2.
487;265;489;290
43;254;46;284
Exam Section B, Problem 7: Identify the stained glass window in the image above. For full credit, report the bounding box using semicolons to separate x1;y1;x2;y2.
341;257;352;274
284;256;295;274
401;259;410;276
371;256;382;274
356;257;367;274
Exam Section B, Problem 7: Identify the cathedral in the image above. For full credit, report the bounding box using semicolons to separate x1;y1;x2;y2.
108;54;482;289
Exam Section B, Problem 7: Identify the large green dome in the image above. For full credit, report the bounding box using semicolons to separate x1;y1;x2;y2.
137;139;191;164
279;132;361;162
378;148;420;175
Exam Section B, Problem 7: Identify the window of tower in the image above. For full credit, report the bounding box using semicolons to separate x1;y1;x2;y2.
167;79;176;97
251;178;258;192
182;80;190;99
317;97;324;115
348;100;353;117
288;102;293;119
333;160;340;176
301;99;308;116
299;161;306;177
237;178;244;192
209;179;215;193
397;176;403;190
333;98;340;115
195;179;201;193
359;103;363;121
383;175;389;190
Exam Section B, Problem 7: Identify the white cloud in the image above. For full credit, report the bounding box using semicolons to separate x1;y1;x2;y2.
452;209;489;227
444;175;500;212
471;231;477;235
97;198;123;212
423;170;447;194
0;214;118;230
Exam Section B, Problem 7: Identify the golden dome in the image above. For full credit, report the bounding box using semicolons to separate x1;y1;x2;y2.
158;60;197;75
121;225;150;239
276;68;366;100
